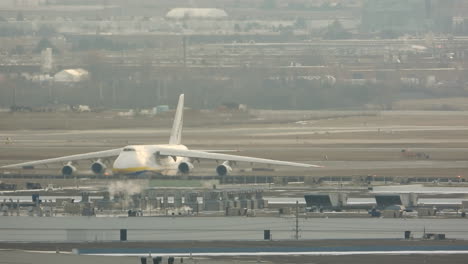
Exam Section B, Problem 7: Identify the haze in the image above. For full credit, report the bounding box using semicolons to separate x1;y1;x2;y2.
0;0;467;111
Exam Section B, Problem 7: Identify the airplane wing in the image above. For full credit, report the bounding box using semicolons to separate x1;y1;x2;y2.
158;148;321;168
193;149;240;153
0;148;122;169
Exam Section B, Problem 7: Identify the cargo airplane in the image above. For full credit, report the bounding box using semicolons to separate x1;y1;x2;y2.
1;94;320;176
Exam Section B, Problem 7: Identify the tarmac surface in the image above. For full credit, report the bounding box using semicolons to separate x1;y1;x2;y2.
3;240;468;264
2;111;468;263
1;216;468;242
2;250;468;264
2;110;468;180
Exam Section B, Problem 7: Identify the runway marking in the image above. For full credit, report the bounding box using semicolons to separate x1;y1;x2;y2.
82;250;468;257
75;245;468;257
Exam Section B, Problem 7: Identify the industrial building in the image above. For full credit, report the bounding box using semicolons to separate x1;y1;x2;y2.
165;8;228;20
54;68;89;83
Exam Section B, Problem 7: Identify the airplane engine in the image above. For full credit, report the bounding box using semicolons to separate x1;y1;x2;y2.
216;161;232;176
61;163;77;176
91;160;107;174
178;161;194;174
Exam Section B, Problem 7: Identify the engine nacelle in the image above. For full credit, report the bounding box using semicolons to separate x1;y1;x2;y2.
61;163;77;176
91;160;107;174
178;161;194;174
216;161;232;176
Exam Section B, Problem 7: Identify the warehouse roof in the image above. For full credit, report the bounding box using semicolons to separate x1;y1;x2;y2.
166;8;228;19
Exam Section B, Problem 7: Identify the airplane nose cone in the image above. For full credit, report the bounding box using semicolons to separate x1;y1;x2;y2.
113;151;137;168
112;149;153;174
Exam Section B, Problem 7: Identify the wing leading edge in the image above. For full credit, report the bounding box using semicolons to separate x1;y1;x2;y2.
158;148;321;168
1;148;122;169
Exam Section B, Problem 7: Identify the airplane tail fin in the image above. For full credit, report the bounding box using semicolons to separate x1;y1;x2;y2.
169;94;184;145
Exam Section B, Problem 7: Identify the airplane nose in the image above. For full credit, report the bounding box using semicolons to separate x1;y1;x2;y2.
113;152;141;169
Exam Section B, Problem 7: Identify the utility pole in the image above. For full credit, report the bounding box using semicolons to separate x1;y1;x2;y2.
294;200;299;240
182;35;187;68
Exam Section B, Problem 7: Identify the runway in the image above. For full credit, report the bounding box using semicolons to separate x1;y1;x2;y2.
77;247;468;257
1;216;468;242
4;240;468;264
2;110;468;181
314;160;468;170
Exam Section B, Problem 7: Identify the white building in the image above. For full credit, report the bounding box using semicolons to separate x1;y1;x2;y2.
0;0;41;7
54;68;89;83
166;8;228;20
41;48;53;73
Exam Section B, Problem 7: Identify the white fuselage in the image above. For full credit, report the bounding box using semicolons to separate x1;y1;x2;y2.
112;144;188;175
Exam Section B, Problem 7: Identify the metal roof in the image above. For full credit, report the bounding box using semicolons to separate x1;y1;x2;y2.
166;8;228;19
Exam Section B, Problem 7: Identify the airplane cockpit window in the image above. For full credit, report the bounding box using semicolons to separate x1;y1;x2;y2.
123;147;136;152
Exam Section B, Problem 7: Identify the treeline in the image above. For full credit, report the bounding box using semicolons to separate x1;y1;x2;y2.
0;74;427;110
